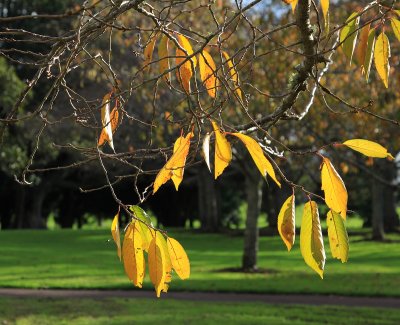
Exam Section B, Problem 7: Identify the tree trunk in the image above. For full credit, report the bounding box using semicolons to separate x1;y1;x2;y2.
242;163;262;271
198;166;220;232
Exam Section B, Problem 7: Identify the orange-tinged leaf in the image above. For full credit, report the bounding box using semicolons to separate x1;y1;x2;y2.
230;133;281;187
202;133;211;172
176;34;196;93
277;195;295;251
321;157;348;220
167;237;190;280
111;211;121;261
222;51;242;100
290;0;298;13
374;32;390;88
98;103;119;147
199;50;218;98
122;223;145;287
99;92;114;150
327;210;349;263
355;24;370;67
148;232;167;297
143;34;158;72
343;139;394;159
300;201;325;278
391;18;400;42
158;34;171;83
153;132;193;194
211;121;232;179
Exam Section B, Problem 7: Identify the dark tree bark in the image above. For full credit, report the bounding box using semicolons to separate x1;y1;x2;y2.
372;174;385;240
242;162;263;271
198;166;220;232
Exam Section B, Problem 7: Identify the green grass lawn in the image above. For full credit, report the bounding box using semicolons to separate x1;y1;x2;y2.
0;297;399;325
0;229;399;296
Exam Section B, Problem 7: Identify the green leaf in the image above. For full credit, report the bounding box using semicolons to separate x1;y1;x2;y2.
300;201;325;278
129;205;155;252
364;29;376;82
327;210;349;263
340;12;360;64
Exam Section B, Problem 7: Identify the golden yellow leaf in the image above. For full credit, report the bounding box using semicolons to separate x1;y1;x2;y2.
340;12;360;63
99;92;114;150
374;32;390;88
290;0;298;13
230;133;281;187
176;34;196;94
321;0;329;29
153;132;193;194
199;50;218;98
143;34;158;73
122;223;145;287
321;157;348;220
98;102;119;147
111;211;121;261
300;201;325;278
167;237;190;280
277;194;295;251
148;232;167;297
158;235;173;292
343;139;394;159
158;34;171;83
222;51;242;100
327;210;349;263
211;121;232;179
391;18;400;42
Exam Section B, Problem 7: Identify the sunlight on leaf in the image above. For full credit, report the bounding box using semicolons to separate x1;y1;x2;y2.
327;210;349;263
277;194;295;251
343;139;394;159
211;121;232;179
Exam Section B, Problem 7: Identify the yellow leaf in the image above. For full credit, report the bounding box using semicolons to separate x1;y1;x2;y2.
202;133;211;172
99;92;114;150
167;237;190;280
327;210;349;263
300;201;325;278
158;234;173;292
211;121;232;179
321;0;329;29
321;157;348;220
143;34;158;73
148;232;167;297
158;34;171;83
153;132;193;194
340;12;360;64
291;0;298;13
391;18;400;42
122;223;145;287
199;50;218;98
222;51;242;100
111;211;121;261
176;34;196;93
374;32;390;88
98;101;119;147
129;206;155;252
277;194;295;251
230;133;281;187
343;139;394;159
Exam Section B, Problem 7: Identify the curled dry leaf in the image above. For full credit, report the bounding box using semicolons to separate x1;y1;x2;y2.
277;194;295;251
99;92;115;150
202;133;211;172
98;100;119;147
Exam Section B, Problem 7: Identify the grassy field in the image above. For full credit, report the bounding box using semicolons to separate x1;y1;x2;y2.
0;297;399;325
0;229;399;296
